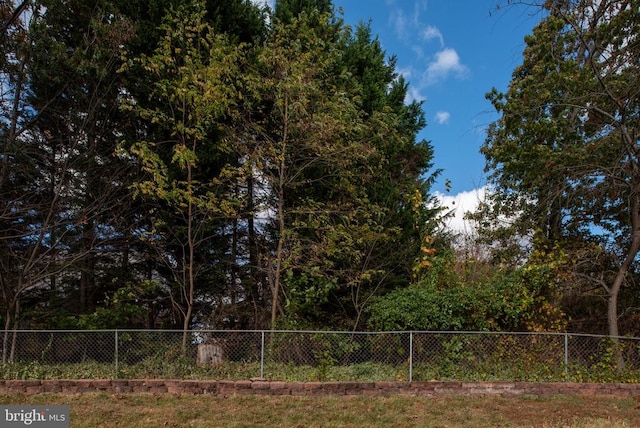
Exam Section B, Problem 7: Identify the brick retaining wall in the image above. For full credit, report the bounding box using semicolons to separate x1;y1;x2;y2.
0;380;639;397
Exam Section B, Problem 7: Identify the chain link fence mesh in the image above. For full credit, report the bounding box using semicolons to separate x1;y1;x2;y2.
0;330;639;382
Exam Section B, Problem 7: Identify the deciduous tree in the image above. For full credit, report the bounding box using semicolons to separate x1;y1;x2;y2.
121;0;243;349
481;0;640;342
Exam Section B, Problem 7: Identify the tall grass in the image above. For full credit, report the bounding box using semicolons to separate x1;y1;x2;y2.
1;357;640;383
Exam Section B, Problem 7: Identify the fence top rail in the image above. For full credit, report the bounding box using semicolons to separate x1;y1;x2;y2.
1;329;639;341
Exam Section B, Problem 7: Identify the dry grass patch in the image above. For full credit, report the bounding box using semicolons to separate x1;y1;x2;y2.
0;393;637;427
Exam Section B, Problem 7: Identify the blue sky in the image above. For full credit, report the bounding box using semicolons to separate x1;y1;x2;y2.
333;1;544;196
334;1;546;233
253;0;545;230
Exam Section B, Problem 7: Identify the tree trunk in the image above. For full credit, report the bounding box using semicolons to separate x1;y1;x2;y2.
79;246;96;314
197;343;223;366
271;168;287;330
246;174;268;329
9;300;19;363
271;97;289;330
608;194;640;369
2;307;12;364
181;160;195;355
2;299;19;364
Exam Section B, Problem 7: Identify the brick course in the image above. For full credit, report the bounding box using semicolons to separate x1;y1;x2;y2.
0;379;639;396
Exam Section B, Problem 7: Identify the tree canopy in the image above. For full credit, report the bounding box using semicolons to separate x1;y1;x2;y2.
0;0;441;334
2;0;638;341
480;0;640;338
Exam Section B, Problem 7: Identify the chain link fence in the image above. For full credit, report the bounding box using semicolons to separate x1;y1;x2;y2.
1;330;639;382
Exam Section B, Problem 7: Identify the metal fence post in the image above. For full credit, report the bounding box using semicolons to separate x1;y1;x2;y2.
409;331;413;382
260;330;265;379
115;329;119;378
564;333;569;376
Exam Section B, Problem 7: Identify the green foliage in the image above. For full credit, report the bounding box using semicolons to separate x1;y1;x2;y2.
118;0;250;338
236;5;441;329
4;348;640;383
79;282;163;329
0;0;450;332
121;0;243;209
480;1;640;336
367;282;485;332
368;247;567;332
274;0;334;24
0;0;140;333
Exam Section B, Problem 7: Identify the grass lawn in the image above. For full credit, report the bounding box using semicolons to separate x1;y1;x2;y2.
0;393;638;427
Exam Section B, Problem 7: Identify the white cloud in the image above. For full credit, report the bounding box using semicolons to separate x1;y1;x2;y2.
389;1;428;40
396;65;413;80
435;111;450;124
412;1;428;26
389;9;408;39
396;66;426;103
434;187;486;234
422;25;444;47
406;86;425;104
411;45;426;60
249;0;274;10
425;48;468;85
